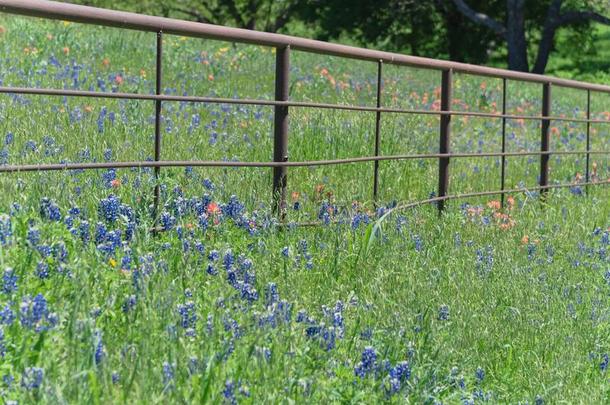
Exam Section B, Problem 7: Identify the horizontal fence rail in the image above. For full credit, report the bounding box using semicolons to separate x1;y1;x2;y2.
0;0;608;220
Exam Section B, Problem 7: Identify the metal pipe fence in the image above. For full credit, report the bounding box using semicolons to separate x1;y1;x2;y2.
0;0;608;220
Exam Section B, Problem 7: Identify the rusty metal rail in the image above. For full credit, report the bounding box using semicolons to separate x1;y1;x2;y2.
0;0;608;218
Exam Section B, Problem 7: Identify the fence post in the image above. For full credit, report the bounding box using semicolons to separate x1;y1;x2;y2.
437;69;452;213
153;31;163;228
500;77;507;208
540;82;551;199
585;89;591;193
373;60;383;205
273;45;290;220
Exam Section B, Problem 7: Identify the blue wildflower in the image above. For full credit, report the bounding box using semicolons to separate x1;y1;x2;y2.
355;346;378;378
438;305;450;321
0;215;11;245
177;300;197;331
223;379;236;404
99;194;121;223
21;367;44;391
0;304;14;325
36;261;50;279
122;295;137;313
94;329;105;365
162;361;174;388
40;198;61;221
2;268;18;294
475;366;485;383
203;178;215;191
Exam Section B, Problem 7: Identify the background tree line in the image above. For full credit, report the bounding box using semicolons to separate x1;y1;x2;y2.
68;0;610;80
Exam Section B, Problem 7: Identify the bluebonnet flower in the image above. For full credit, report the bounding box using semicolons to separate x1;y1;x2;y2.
413;235;423;252
0;327;4;357
475;246;494;275
0;304;14;325
0;215;11;245
102;168;116;187
121;250;132;271
122;295;137;313
535;395;544;405
19;294;56;332
438;305;450;321
99;194;121;223
162;361;174;388
79;220;90;243
265;282;280;306
386;361;411;395
94;329;105;365
2;374;13;389
24;140;38;153
36;261;50;279
351;212;370;230
177;300;197;331
203;178;215;191
160;211;175;231
111;371;120;384
475;366;485;383
40;197;61;221
281;246;289;257
2;268;18;294
21;367;44;390
209;250;220;261
601;353;609;372
97;107;107;133
5;132;13;145
223;379;236;404
224;250;234;271
206;314;214;335
223;195;244;220
95;222;107;244
52;242;68;260
354;346;378;378
37;245;51;258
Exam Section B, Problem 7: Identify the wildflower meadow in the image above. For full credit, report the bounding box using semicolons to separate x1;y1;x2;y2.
0;12;609;404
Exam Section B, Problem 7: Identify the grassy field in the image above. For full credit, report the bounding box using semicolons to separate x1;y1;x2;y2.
0;14;609;404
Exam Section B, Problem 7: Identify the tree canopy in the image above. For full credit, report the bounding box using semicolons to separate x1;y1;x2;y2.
67;0;610;76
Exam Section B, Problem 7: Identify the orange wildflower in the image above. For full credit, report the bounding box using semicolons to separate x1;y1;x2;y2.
102;58;110;67
487;200;501;210
207;202;220;215
291;191;300;202
110;179;121;188
114;75;123;85
208;74;214;81
84;105;93;113
521;235;529;245
550;126;559;136
62;46;70;55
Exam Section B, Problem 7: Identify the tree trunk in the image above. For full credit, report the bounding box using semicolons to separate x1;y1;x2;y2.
532;0;563;74
506;0;529;71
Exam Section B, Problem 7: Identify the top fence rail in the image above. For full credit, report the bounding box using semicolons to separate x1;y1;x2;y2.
2;0;610;93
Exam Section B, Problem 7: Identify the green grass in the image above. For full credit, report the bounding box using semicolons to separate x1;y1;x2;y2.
0;13;608;404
